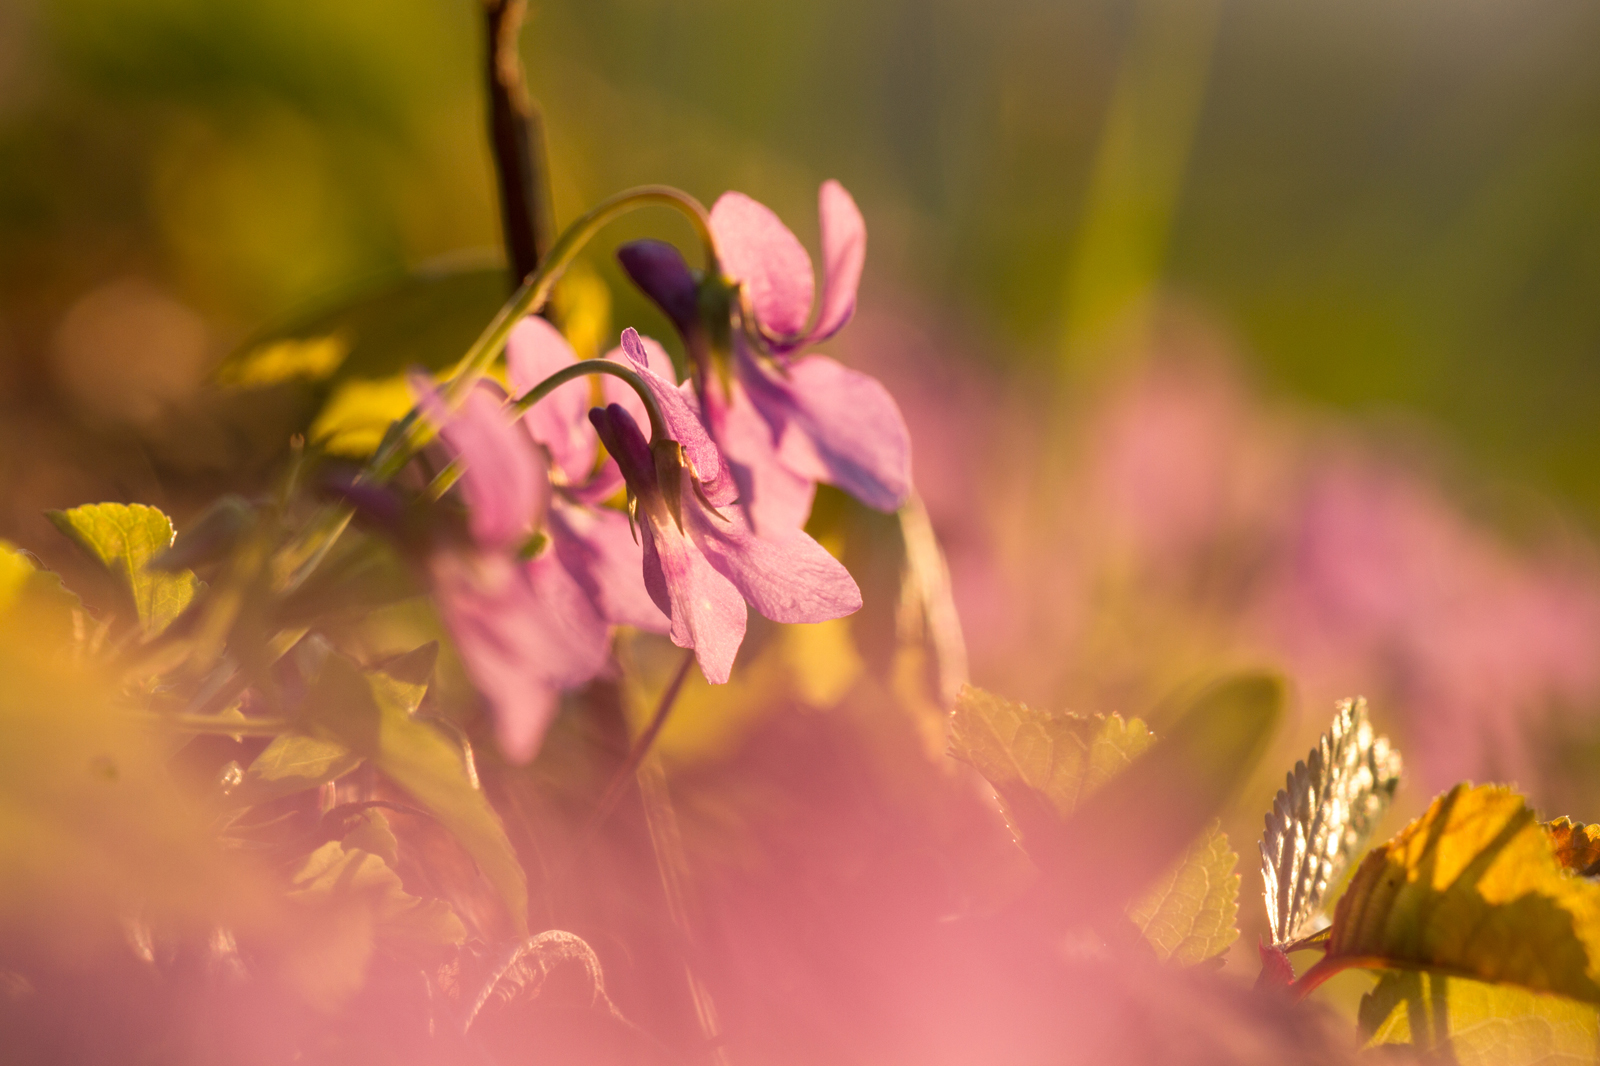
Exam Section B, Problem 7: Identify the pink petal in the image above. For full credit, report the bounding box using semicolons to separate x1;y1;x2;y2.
615;328;737;506
761;354;913;514
602;333;675;430
703;372;816;535
641;509;748;684
548;501;669;633
411;374;549;551
680;467;863;625
807;180;866;346
506;316;596;485
710;191;814;341
429;549;604;764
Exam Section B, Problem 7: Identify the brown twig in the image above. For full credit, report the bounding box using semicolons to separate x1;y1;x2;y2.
484;0;555;287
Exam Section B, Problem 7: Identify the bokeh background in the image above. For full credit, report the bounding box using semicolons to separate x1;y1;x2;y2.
6;0;1600;986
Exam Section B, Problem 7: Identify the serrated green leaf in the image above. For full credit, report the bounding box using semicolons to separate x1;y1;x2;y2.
283;829;465;1010
226;733;362;809
1128;820;1240;965
1361;970;1600;1064
949;685;1153;823
1317;784;1600;1004
0;542;81;637
47;503;200;635
339;808;400;868
1260;698;1402;948
308;653;527;936
951;681;1269;962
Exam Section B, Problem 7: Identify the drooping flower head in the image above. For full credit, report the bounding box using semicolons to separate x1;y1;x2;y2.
590;328;863;683
618;181;912;536
399;352;668;765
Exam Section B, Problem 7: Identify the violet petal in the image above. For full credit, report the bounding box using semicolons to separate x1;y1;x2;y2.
549;501;669;633
759;354;913;514
679;467;863;624
411;374;548;551
703;373;816;535
806;180;866;347
642;508;749;684
505;316;596;485
709;191;814;341
617;328;736;505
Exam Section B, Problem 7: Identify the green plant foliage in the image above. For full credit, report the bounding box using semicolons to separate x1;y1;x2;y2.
289;841;462;948
226;733;362;809
307;653;528;936
216;266;507;388
950;684;1258;963
1127;820;1240;965
1360;970;1600;1064
46;503;201;635
949;684;1154;824
1260;698;1402;948
0;542;82;636
1319;784;1600;1004
282;814;465;1011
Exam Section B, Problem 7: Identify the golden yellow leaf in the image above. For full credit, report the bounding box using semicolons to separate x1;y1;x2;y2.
1316;784;1600;1004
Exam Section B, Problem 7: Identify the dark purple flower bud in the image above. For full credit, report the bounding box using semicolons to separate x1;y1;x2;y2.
617;239;702;342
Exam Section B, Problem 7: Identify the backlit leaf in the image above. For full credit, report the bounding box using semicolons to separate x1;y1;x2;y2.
951;681;1273;962
1360;970;1600;1065
1548;818;1600;877
226;733;362;809
47;503;200;635
949;685;1153;828
216;265;507;388
1260;697;1401;947
1318;784;1600;1004
1128;820;1240;965
307;653;528;936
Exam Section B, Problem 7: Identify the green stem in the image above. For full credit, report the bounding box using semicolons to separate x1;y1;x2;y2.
366;184;712;483
511;358;669;443
133;713;296;737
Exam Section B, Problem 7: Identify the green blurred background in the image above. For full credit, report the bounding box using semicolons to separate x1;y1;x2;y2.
2;0;1598;528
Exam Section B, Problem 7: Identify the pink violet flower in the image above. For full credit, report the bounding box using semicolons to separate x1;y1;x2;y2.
407;368;665;764
617;181;912;536
588;389;863;684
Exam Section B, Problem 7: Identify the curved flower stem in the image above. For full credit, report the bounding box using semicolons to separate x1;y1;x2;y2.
365;185;712;484
511;358;670;443
587;648;697;832
132;712;296;737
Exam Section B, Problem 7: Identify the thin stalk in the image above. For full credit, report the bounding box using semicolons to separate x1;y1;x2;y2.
365;184;712;485
588;649;696;832
132;713;296;737
512;357;669;443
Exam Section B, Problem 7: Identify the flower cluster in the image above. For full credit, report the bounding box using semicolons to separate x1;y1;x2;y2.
395;182;908;762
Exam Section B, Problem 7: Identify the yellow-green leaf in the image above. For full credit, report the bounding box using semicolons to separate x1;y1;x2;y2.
1361;970;1600;1065
216;265;506;388
47;503;200;635
226;733;362;809
1319;784;1600;1004
1127;820;1240;965
950;681;1272;962
949;685;1153;824
308;653;528;936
